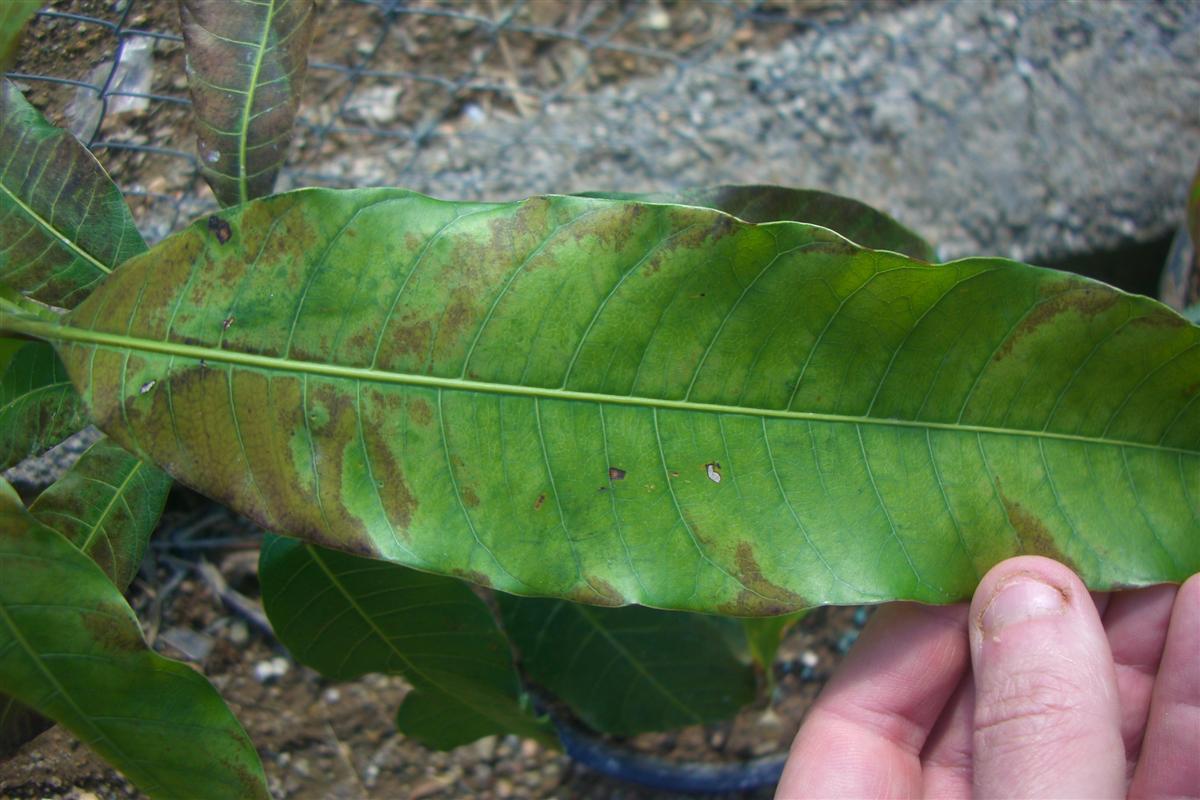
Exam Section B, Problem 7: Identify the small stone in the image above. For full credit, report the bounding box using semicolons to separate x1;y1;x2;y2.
253;656;290;683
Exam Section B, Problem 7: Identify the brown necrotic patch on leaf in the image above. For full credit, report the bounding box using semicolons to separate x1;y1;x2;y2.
715;542;807;616
564;577;626;607
998;486;1078;573
994;284;1123;362
461;486;480;508
207;215;232;245
80;604;143;654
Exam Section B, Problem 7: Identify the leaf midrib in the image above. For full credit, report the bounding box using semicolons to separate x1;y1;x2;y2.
237;0;278;205
9;315;1197;458
0;180;111;276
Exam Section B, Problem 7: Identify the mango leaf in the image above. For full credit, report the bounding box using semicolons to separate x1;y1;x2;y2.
579;185;935;261
0;340;86;471
181;0;315;207
30;436;170;589
0;79;147;308
499;595;755;735
3;188;1198;615
0;1;39;73
0;478;269;799
259;534;555;750
1;437;170;758
741;613;807;677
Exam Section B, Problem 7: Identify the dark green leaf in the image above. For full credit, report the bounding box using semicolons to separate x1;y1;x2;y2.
1;438;169;760
30;437;170;590
0;79;147;308
500;595;755;735
4;188;1198;614
0;479;268;799
259;534;555;750
0;340;86;471
181;0;315;206
579;185;935;261
0;1;38;73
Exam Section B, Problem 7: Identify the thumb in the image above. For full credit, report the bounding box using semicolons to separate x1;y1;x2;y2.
970;556;1124;799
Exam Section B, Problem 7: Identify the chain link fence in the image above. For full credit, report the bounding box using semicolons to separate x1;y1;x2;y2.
7;0;1200;262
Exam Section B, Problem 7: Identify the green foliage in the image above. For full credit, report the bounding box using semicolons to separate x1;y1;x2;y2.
0;479;268;798
259;534;556;750
0;21;1196;791
0;340;87;471
4;188;1194;615
0;80;147;308
499;595;756;735
0;1;38;73
29;437;171;589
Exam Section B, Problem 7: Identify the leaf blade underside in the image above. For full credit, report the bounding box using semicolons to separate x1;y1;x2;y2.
0;480;268;798
181;0;315;207
8;188;1198;614
259;534;554;750
0;80;147;308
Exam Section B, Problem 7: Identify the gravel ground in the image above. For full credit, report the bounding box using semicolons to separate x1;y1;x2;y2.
291;0;1199;264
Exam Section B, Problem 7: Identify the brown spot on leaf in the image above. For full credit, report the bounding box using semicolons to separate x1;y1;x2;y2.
462;486;480;508
715;542;806;616
81;603;143;653
608;467;626;480
408;397;433;426
994;285;1121;362
533;493;546;510
998;485;1077;572
206;215;232;244
566;577;625;607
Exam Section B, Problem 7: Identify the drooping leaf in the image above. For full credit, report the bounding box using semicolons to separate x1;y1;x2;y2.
259;534;555;750
180;0;315;207
741;613;807;677
0;79;147;308
0;340;86;471
3;188;1198;615
499;595;755;735
579;185;935;261
0;478;269;799
1;438;170;758
30;437;170;590
0;1;39;74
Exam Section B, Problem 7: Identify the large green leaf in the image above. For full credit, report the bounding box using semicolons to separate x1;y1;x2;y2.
0;79;147;308
0;479;268;798
499;595;755;735
181;0;315;207
2;437;170;759
3;188;1198;614
30;437;170;590
0;1;39;74
579;185;935;261
259;534;555;750
0;340;87;471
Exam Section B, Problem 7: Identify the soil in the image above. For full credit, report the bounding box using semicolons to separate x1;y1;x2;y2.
0;493;867;800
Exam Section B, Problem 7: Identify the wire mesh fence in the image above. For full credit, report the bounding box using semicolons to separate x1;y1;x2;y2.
6;0;1200;260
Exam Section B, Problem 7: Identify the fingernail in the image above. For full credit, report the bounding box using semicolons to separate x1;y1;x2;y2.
981;575;1066;636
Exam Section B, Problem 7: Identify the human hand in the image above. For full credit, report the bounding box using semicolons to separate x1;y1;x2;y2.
775;556;1198;799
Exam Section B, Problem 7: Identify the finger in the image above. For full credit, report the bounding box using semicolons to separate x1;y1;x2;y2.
921;672;974;799
1129;573;1200;800
970;556;1124;799
776;603;968;799
1101;583;1177;774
